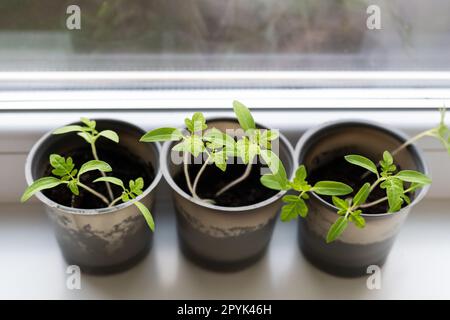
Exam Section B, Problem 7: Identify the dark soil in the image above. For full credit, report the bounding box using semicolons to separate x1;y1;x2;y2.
42;145;154;209
309;156;410;214
174;162;278;207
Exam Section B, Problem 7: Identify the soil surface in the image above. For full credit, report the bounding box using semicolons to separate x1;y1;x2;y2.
43;145;154;209
309;156;410;214
174;162;278;207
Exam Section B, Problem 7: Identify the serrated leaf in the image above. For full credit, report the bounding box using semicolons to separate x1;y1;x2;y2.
130;178;144;195
236;137;259;164
192;112;207;133
140;128;183;142
68;180;79;195
350;214;366;228
134;201;155;231
21;177;63;202
94;176;125;188
53;125;85;135
280;197;308;221
98;130;119;143
233;100;256;131
382;177;404;212
78;160;112;177
260;129;279;148
50;154;74;177
332;196;348;210
80;117;96;129
121;193;129;202
312;181;353;196
326;217;348;243
345;155;378;176
396;170;432;185
172;135;205;157
353;182;371;206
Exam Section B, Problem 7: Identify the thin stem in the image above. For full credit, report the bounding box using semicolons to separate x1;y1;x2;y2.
183;152;195;198
91;140;114;201
109;196;123;208
359;186;416;209
192;153;212;199
215;161;253;197
361;129;436;180
78;182;110;205
391;129;435;156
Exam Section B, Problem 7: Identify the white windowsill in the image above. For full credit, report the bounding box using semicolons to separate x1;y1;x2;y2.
1;197;449;299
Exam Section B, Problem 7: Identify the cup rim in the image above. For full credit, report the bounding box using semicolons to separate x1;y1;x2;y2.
294;119;430;218
161;117;296;213
24;118;163;215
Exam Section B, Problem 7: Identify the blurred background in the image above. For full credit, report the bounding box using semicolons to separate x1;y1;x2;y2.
0;0;449;71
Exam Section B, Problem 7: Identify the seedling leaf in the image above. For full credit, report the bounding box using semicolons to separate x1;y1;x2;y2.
140;128;183;142
21;177;63;202
134;201;155;231
326;216;348;243
312;181;353;196
233;100;256;131
345;155;378;176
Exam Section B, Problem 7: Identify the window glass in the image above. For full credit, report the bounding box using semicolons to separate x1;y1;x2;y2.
0;0;449;71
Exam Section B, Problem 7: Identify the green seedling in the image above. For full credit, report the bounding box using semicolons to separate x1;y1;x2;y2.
262;108;449;243
21;154;112;205
21;118;155;231
53;117;119;201
140;100;283;203
94;177;154;231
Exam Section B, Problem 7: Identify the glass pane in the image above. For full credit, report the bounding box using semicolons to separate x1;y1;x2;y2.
0;0;449;71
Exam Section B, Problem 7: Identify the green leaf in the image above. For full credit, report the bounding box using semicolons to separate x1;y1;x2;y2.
280;197;308;221
260;149;283;175
236;137;259;164
312;181;353;196
134;201;155;231
172;135;205;157
21;177;63;202
94;176;124;189
383;151;393;165
80;117;96;129
260;130;279;148
130;178;144;195
140;128;183;142
350;213;366;228
78;160;112;177
353;182;371;206
332;196;348;210
210;150;227;172
326;217;348;243
77;131;94;144
260;172;289;191
382;177;404;212
203;128;235;151
121;193;130;202
50;154;74;177
233;100;256;131
396;170;432;185
345;155;378;176
53;125;85;135
294;165;307;183
192;112;207;133
68;180;79;195
98;130;119;143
